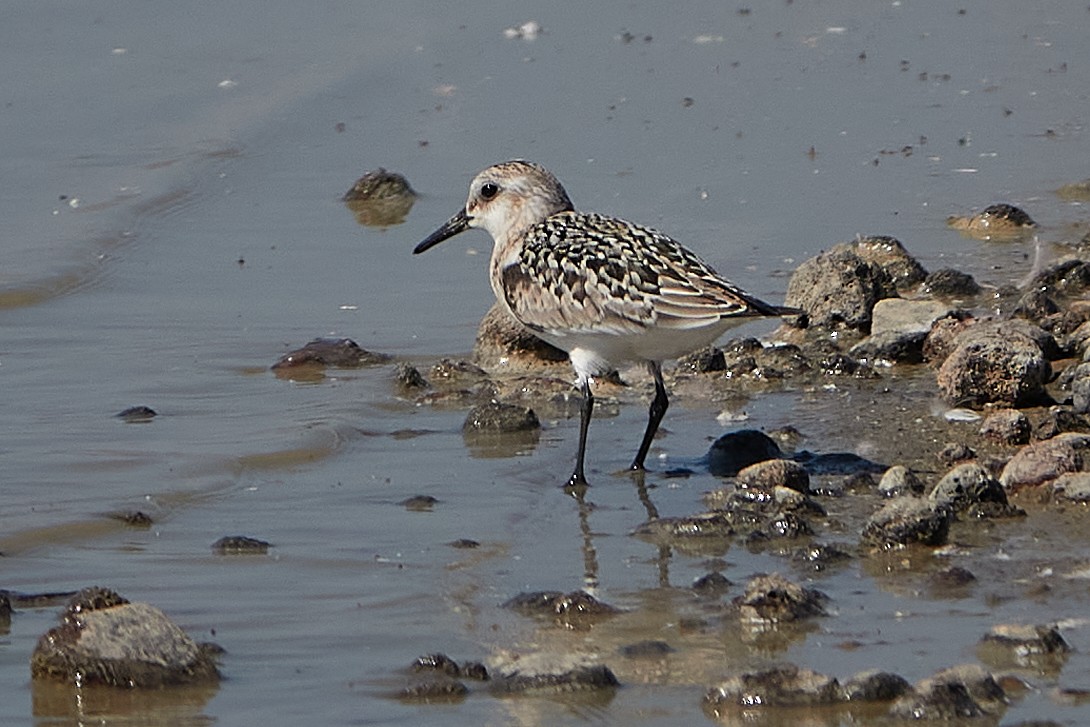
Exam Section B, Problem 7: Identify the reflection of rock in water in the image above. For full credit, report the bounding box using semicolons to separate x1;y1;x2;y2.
343;168;416;228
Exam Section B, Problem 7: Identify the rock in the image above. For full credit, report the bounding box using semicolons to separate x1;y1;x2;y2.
1070;363;1090;414
860;497;951;549
930;565;977;590
999;433;1090;490
1057;178;1090;201
30;587;220;687
116;406;156;422
619;640;674;659
870;298;956;337
502;590;620;629
850;329;927;364
890;664;1006;720
394;363;428;390
211;536;270;555
490;663;620;695
461;401;540;433
271;337;390;370
677;345;726;373
411;653;489;680
924;268;981;298
850;235;928;291
923;316;975;364
1051;472;1090;502
930;462;1023;518
399;495;439;511
1033;405;1090;439
978;624;1070;672
736;459;810;494
877;465;926;497
790;542;853;571
784;247;898;332
691;572;732;594
936;321;1051;408
732;573;829;623
472;302;569;372
938;441;976;464
397;680;468;702
980;409;1031;445
704;664;842;712
947;203;1037;240
107;510;154;527
707;429;783;476
841;670;912;702
342;168;416;228
633;512;736;554
1025;259;1090;298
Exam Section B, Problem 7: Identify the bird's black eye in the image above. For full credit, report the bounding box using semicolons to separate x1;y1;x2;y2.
480;182;499;200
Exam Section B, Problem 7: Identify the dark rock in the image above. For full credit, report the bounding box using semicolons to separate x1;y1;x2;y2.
704;664;841;712
412;653;460;676
930;565;977;589
924;268;981;298
999;433;1090;490
619;640;674;658
790;542;853;571
1033;405;1090;439
877;465;926;497
462;401;540;433
472;302;568;372
448;538;481;549
850;330;926;364
784;247;898;332
1026;259;1090;297
841;670;912;702
399;495;439;511
890;664;1006;720
677;345;726;373
692;572;732;594
736;459;810;494
490;663;620;695
930;462;1023;518
211;536;270;555
707;430;783;476
272;337;390;370
502;590;621;629
980;408;1031;445
1012;287;1060;320
394;363;428;390
30;587;220;687
116;406;157;422
732;573;828;623
633;512;735;553
936;321;1052;408
947;203;1037;239
861;497;951;549
397;680;468;702
938;441;976;464
107;510;154;527
342;168;416;228
850;234;928;291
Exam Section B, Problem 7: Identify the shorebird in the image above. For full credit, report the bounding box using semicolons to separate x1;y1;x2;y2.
414;161;798;487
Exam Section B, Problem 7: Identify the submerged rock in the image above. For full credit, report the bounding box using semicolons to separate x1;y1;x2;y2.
704;664;841;711
271;337;390;370
732;573;829;624
116;406;157;422
947;203;1037;240
978;624;1070;673
502;590;620;629
342;168;416;228
707;429;783;476
211;536;270;555
462;401;540;433
890;663;1006;720
31;587;220;687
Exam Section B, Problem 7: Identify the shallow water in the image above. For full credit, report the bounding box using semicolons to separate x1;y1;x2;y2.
2;1;1090;724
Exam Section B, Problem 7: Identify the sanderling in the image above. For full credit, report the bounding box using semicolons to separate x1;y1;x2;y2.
414;160;798;488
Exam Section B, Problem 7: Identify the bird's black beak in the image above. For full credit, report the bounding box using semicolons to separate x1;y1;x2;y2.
413;209;471;254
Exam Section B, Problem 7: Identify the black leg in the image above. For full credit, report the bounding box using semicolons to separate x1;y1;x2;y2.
566;378;593;488
631;362;668;471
